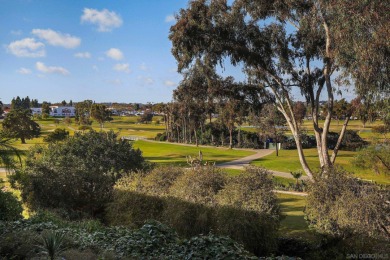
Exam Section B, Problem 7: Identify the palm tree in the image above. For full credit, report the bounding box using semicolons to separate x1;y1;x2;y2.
0;134;21;173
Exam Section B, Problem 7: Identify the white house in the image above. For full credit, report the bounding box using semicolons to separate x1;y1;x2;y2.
30;107;42;115
50;106;76;117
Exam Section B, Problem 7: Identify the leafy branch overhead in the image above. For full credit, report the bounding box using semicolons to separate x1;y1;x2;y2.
169;0;390;181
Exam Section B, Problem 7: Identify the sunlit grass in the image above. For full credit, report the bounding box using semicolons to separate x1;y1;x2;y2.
251;148;390;185
133;140;255;166
277;193;315;239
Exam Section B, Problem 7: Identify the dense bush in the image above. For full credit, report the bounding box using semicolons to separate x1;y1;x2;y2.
305;168;390;240
283;130;365;150
0;189;23;221
12;130;149;218
139;166;185;196
169;166;226;205
217;167;280;216
327;130;366;151
0;220;258;259
43;128;69;143
106;166;281;255
215;206;278;255
105;191;164;227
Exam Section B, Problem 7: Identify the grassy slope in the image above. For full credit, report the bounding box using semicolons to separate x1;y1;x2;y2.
133;140;255;166
251;149;390;185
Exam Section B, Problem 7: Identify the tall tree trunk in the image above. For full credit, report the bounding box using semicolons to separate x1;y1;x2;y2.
237;125;241;147
330;117;349;164
229;127;233;149
21;137;26;144
194;128;198;147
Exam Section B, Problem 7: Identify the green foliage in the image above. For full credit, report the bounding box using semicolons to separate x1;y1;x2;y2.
305;168;390;240
138;111;153;123
138;165;184;196
217;167;280;216
0;220;257;259
36;230;68;260
354;144;390;174
215;206;278;255
0;230;38;259
2;108;41;144
43;128;69;143
0;189;23;221
14;130;149;218
105;191;164;227
107;166;280;255
169;166;226;205
91;103;112;129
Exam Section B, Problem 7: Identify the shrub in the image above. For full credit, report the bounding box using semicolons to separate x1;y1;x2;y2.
105;191;164;227
0;220;257;259
169;166;226;205
215;206;278;256
140;166;185;196
36;230;68;260
305;168;390;240
217;167;280;216
14;130;149;218
354;143;390;174
0;189;23;221
178;233;257;259
162;197;214;237
43;128;69;143
0;230;38;259
107;166;281;256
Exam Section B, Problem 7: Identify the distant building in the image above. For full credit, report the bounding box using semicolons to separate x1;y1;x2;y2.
31;107;42;115
50;106;76;117
30;106;76;117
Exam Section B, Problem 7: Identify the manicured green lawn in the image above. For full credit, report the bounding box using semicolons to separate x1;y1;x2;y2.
251;148;390;185
133;140;256;166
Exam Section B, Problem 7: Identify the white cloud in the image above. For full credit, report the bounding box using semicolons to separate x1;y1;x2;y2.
17;67;32;74
105;48;123;60
113;63;131;73
138;76;154;85
164;80;176;87
81;8;123;32
36;62;69;75
74;52;91;58
7;38;45;58
32;29;81;48
139;62;148;71
165;15;175;23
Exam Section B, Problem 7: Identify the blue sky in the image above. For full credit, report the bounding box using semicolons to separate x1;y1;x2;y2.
0;0;353;105
1;0;192;104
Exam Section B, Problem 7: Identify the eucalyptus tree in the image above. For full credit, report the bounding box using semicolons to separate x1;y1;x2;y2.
169;0;390;181
75;100;93;125
91;103;112;129
173;60;217;145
